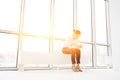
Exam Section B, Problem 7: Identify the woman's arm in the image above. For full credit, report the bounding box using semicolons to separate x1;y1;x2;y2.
75;44;83;49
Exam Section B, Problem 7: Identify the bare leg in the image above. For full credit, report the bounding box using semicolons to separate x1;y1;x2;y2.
75;49;82;72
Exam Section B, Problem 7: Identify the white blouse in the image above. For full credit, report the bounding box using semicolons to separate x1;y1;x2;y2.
63;36;80;48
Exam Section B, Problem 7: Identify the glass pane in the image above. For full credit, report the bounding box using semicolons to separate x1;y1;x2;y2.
77;0;91;42
95;0;107;43
54;0;73;38
22;36;49;53
24;0;50;36
0;33;18;67
80;44;92;66
53;40;64;54
0;0;21;31
96;45;108;66
53;40;92;66
53;40;71;67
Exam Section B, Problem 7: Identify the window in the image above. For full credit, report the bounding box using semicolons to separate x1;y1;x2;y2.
95;0;109;67
0;0;111;69
77;0;91;42
22;36;49;53
24;0;50;36
0;33;18;67
95;0;107;44
54;0;73;38
0;0;21;31
96;45;108;66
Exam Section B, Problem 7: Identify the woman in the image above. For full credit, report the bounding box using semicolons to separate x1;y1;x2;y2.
62;29;82;72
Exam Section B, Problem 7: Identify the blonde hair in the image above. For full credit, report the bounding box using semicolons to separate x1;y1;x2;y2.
73;29;81;35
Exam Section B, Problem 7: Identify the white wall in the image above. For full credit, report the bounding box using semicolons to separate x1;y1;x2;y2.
109;0;120;70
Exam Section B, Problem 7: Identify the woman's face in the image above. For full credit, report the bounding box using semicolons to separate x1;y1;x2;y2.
74;34;80;39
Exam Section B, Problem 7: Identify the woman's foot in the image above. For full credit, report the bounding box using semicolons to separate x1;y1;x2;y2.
72;66;77;72
76;66;83;72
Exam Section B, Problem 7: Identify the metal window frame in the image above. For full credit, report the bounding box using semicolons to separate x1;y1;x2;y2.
73;0;112;69
0;0;23;70
90;0;97;68
73;0;77;30
16;0;25;69
105;0;112;68
0;0;112;70
91;0;112;68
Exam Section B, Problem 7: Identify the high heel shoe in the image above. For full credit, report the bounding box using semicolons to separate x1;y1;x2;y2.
72;66;77;72
76;66;83;72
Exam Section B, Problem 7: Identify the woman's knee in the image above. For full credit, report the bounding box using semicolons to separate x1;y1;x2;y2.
75;49;80;54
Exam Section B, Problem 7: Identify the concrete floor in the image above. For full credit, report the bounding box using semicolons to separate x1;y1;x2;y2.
0;69;120;80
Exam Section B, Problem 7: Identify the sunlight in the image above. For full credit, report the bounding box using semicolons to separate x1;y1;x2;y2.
24;0;50;36
0;0;21;31
22;36;49;53
0;0;109;67
54;0;73;38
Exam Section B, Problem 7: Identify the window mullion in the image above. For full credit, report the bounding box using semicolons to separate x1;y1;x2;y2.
73;0;77;30
91;0;97;68
105;0;112;68
49;0;55;53
17;0;25;69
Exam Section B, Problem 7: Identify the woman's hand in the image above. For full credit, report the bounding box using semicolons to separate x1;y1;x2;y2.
75;45;83;49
